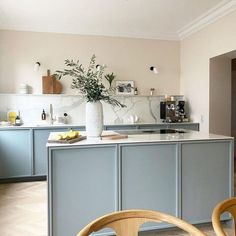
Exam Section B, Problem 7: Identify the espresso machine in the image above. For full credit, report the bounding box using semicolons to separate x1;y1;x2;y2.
160;100;186;122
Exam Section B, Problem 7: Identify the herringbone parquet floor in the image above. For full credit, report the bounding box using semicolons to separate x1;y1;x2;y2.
0;181;234;236
0;181;47;236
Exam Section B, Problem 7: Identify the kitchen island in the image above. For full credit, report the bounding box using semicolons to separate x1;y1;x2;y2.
47;130;234;236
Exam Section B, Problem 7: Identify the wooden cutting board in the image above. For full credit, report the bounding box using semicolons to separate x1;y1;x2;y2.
53;79;63;94
42;69;62;94
101;134;128;140
48;135;86;144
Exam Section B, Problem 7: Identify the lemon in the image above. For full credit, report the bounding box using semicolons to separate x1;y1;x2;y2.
56;134;63;140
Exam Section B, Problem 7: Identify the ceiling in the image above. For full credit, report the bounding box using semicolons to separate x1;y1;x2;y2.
0;0;234;40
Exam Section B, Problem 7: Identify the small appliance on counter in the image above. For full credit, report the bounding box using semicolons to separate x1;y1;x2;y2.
160;100;187;123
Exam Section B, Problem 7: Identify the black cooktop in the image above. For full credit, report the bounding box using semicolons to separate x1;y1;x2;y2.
116;129;186;135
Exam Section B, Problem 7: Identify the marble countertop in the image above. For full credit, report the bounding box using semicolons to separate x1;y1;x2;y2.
0;122;199;129
47;130;233;147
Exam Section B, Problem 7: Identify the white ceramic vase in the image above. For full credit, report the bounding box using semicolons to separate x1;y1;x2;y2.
86;101;104;137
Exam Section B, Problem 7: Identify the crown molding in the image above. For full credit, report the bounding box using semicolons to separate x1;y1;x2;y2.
178;0;236;40
1;1;235;42
0;24;179;41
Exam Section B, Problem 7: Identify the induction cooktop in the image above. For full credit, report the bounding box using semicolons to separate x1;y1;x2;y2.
116;129;186;135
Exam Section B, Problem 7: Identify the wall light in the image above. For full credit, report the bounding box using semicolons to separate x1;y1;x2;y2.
34;62;41;71
96;64;101;71
150;66;159;74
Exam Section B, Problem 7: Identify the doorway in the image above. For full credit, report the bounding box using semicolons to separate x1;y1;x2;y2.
232;58;236;157
209;51;236;196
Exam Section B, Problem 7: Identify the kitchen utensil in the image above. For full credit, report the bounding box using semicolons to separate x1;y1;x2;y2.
42;70;54;94
42;69;62;94
48;135;86;144
101;134;128;140
53;79;62;94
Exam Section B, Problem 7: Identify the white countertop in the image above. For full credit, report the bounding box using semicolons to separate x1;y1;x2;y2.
0;122;199;129
47;130;233;147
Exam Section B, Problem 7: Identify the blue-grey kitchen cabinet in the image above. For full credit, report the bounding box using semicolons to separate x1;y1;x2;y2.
33;127;83;176
48;145;117;236
0;129;31;178
0;123;199;180
33;129;65;176
181;141;233;223
120;143;178;215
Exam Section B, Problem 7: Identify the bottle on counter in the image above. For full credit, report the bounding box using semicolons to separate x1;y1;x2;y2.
41;109;46;120
134;87;138;95
15;111;21;126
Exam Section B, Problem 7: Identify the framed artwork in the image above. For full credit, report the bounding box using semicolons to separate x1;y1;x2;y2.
115;80;134;95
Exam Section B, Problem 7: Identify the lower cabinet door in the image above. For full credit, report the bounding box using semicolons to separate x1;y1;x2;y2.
120;143;178;230
49;145;117;236
33;128;73;176
181;142;232;223
34;130;51;176
0;130;31;178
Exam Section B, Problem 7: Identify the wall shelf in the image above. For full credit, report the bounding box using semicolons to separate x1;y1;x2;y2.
0;93;184;98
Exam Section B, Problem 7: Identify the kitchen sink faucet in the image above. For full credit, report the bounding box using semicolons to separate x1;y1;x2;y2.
49;104;54;125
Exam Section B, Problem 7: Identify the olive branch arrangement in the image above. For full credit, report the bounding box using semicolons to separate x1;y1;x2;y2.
54;55;125;108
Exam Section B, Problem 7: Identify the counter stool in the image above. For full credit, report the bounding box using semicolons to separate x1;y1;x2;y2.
77;209;206;236
212;197;236;236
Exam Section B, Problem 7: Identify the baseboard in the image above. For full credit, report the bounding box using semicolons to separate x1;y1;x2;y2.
0;175;46;183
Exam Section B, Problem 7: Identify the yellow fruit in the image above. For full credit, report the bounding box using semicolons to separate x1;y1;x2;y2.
55;130;80;140
56;134;63;140
68;131;79;139
62;133;68;139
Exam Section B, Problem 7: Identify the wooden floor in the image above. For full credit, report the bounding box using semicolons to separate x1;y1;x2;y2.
0;181;234;236
0;181;47;236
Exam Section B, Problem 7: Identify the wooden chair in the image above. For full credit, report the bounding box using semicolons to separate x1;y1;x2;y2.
77;209;206;236
212;197;236;236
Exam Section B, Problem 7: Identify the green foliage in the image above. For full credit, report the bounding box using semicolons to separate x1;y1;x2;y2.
54;55;125;107
105;72;116;88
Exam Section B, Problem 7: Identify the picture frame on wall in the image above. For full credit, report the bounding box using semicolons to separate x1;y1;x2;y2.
115;80;134;95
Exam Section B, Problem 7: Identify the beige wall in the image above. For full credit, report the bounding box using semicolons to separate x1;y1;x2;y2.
180;10;236;132
0;30;180;95
209;56;231;135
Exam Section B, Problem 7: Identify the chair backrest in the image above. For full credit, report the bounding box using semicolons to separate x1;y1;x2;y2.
77;209;206;236
212;197;236;236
